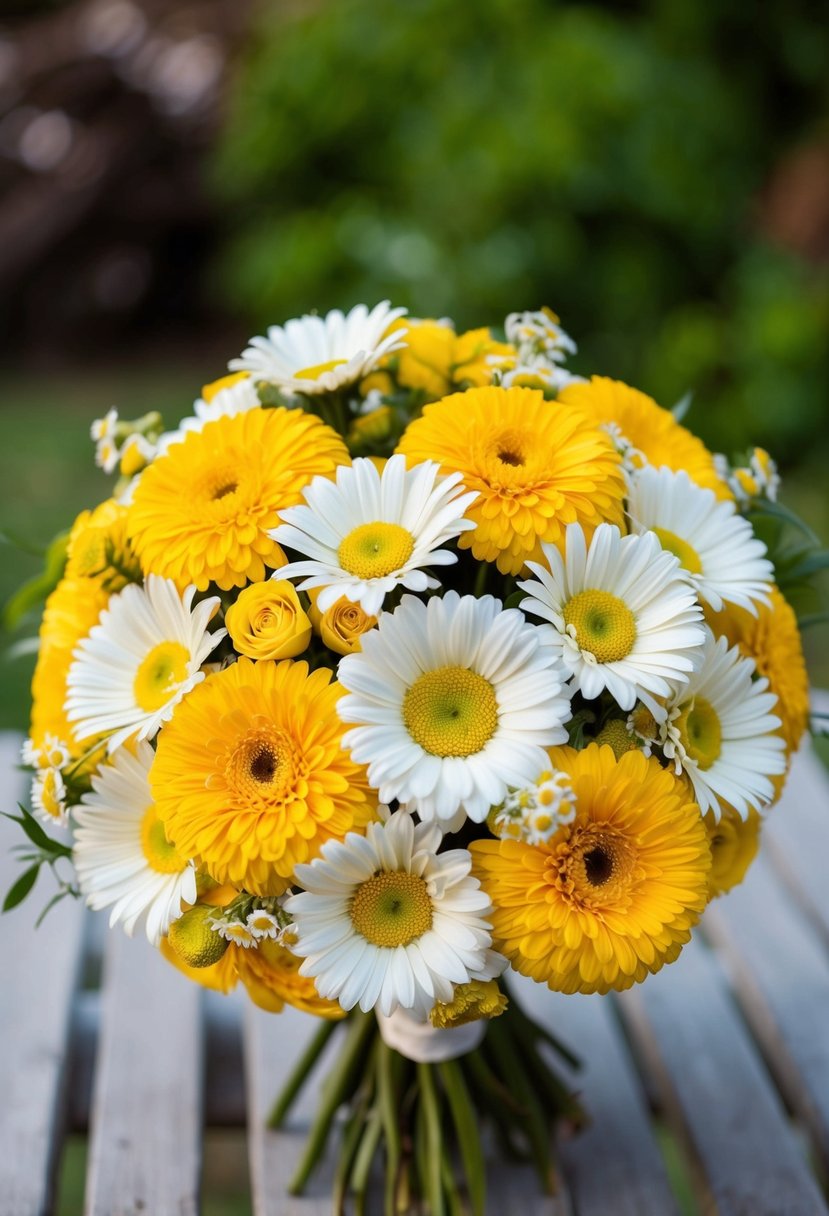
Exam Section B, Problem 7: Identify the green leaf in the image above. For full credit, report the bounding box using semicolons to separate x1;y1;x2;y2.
3;531;69;631
3;636;40;661
671;390;693;423
2;807;72;858
3;863;39;912
785;550;829;581
747;501;821;547
0;528;46;557
34;888;73;928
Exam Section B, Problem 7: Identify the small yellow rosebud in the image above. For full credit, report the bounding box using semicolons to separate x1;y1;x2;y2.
167;905;229;968
307;590;378;656
225;580;312;660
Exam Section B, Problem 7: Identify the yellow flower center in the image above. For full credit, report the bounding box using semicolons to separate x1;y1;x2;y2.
350;871;433;947
40;771;63;819
337;522;415;580
675;697;722;769
551;824;638;909
224;727;301;806
652;527;703;575
140;805;187;874
294;357;348;381
485;427;532;479
403;666;498;757
563;590;637;663
133;642;190;712
198;465;244;509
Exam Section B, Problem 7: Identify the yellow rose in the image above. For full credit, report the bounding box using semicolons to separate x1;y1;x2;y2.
225;580;311;660
397;319;455;398
308;591;378;656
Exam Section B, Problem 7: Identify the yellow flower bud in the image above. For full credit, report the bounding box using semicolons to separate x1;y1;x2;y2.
348;405;395;447
167;905;229;968
396;319;455;398
307;591;378;656
225;580;312;660
430;980;508;1029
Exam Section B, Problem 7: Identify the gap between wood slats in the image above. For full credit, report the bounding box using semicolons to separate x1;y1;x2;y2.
618;934;829;1216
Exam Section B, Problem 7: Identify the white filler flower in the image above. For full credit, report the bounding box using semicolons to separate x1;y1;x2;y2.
627;465;773;613
518;522;705;713
66;575;226;752
229;301;407;395
73;741;196;944
659;630;786;820
273;454;477;616
337;591;572;825
285;809;503;1019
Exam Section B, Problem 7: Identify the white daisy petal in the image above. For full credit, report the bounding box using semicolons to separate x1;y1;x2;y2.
229;301;407;395
272;455;477;615
626;466;773;614
519;522;705;714
72;740;196;945
65;575;226;753
337;591;572;827
284;809;504;1019
658;629;786;820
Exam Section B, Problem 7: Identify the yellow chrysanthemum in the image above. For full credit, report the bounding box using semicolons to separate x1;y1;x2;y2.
65;499;141;591
558;377;730;499
471;744;710;994
151;657;375;896
397;386;626;575
429;979;508;1029
235;938;346;1018
30;576;110;761
705;806;761;900
705;587;809;753
127;407;349;591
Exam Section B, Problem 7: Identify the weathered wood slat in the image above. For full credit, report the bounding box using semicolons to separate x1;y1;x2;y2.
84;930;204;1216
704;848;829;1173
764;736;829;948
0;733;86;1216
618;934;829;1216
517;982;680;1216
244;1004;341;1216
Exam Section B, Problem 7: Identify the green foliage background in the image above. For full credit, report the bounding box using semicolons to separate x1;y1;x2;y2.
213;0;829;463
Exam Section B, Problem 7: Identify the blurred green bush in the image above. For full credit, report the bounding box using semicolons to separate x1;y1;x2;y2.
212;0;829;462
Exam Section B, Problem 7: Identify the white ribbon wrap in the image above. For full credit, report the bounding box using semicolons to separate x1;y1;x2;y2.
376;1007;486;1062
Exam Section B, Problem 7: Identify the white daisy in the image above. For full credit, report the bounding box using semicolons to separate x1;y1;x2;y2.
73;741;196;944
229;301;408;395
626;466;774;613
273;454;478;616
21;734;70;770
66;575;226;753
658;630;786;820
31;767;68;827
284;809;503;1019
518;523;705;715
337;591;572;824
156;375;261;456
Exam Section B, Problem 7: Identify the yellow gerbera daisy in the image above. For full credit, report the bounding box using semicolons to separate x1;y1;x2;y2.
235;938;346;1018
705;587;809;753
471;744;710;994
705;806;761;900
557;377;730;499
397;386;626;575
30;575;110;761
151;657;375;896
127;407;348;591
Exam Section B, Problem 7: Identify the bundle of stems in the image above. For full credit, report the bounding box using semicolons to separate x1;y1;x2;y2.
268;988;583;1216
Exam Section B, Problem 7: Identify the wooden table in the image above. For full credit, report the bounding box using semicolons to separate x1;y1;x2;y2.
2;708;829;1216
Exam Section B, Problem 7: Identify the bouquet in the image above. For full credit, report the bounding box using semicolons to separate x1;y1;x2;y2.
6;302;821;1214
